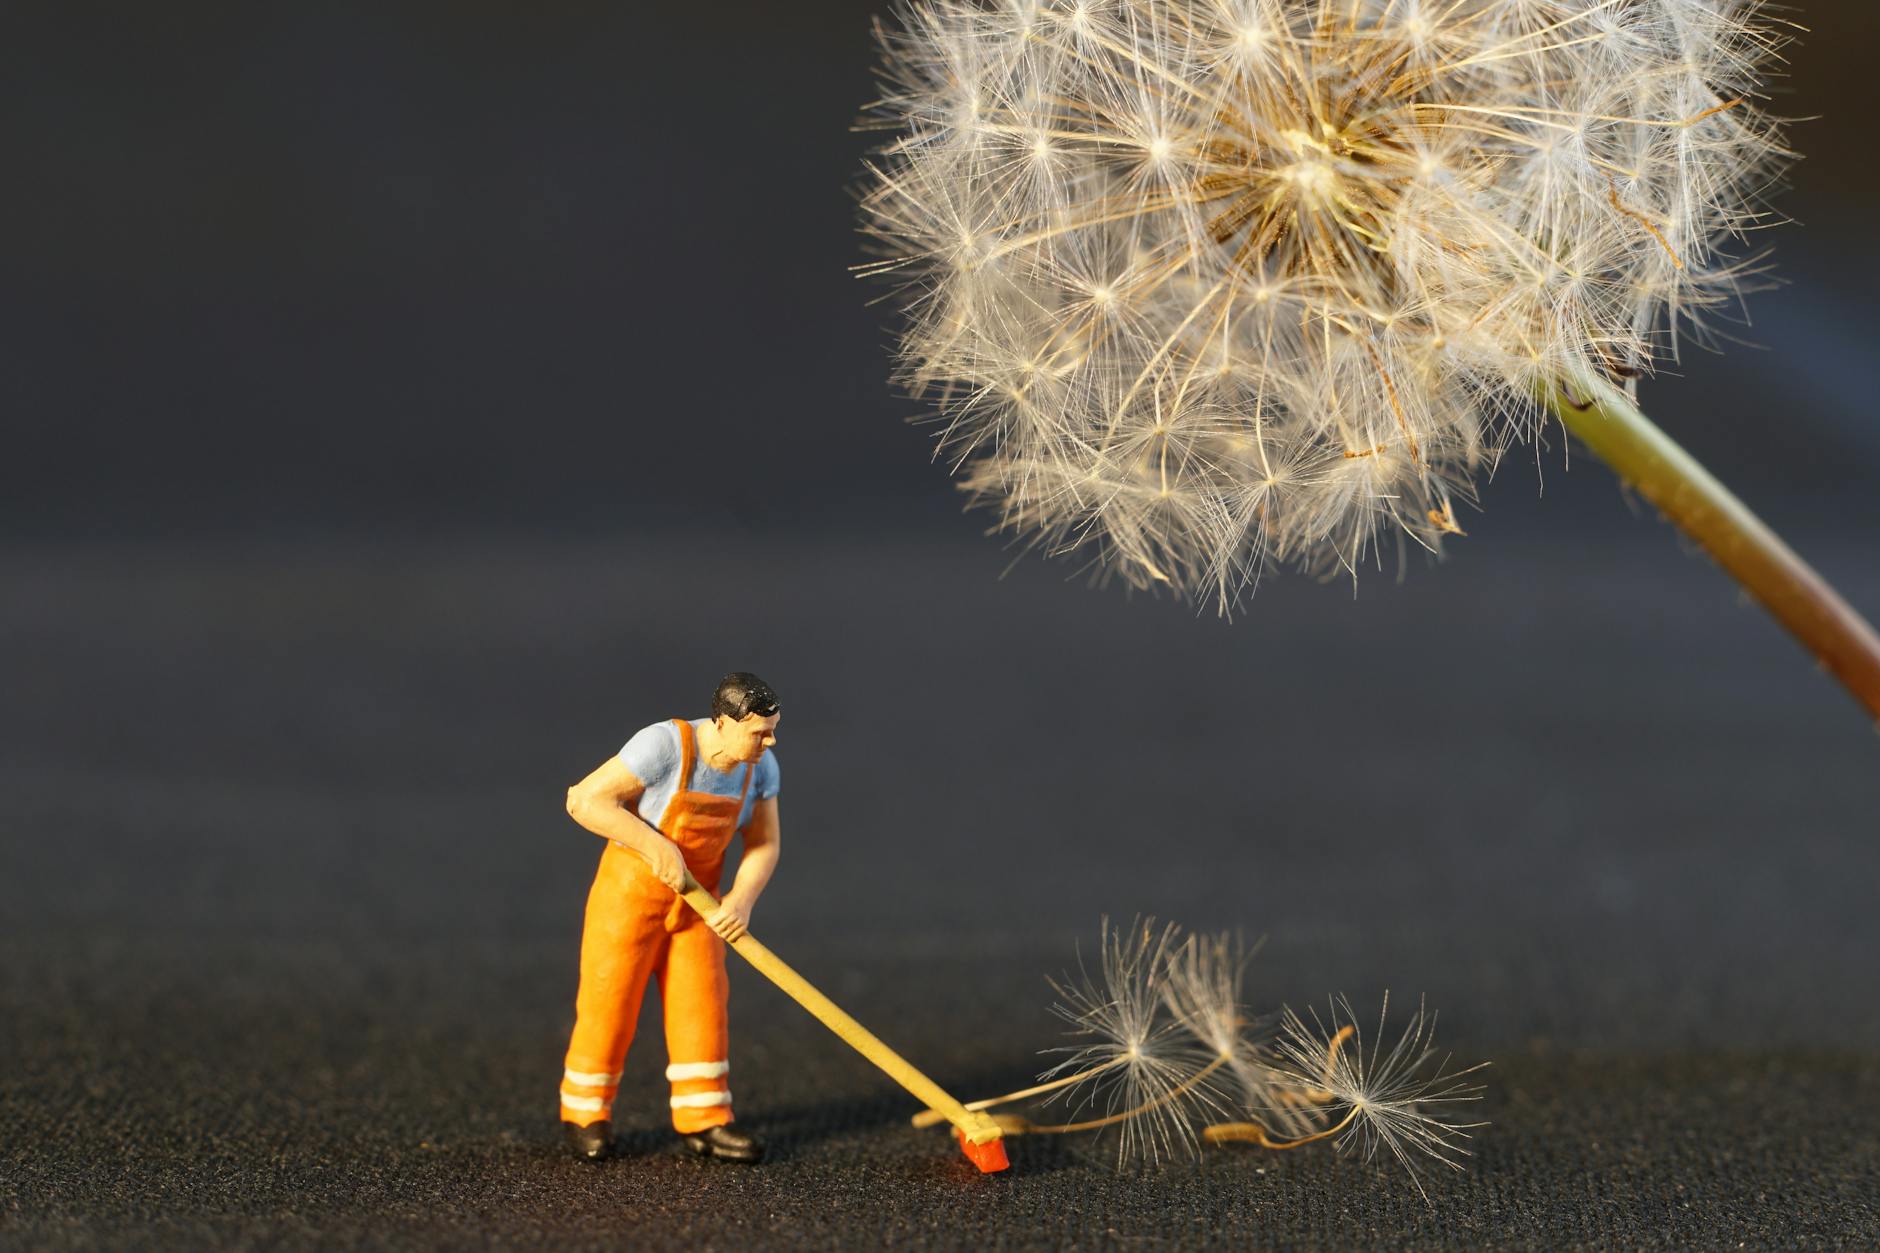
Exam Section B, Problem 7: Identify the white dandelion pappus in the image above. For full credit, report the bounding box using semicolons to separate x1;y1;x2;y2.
859;0;1791;606
912;919;1493;1196
1160;930;1317;1138
1270;992;1490;1201
1040;916;1231;1165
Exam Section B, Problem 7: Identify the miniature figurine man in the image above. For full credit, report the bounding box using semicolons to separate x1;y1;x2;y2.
558;672;782;1163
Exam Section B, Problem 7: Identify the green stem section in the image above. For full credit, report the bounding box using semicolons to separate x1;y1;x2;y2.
1547;371;1880;726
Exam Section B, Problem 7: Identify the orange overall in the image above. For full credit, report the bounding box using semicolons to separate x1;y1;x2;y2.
560;719;752;1133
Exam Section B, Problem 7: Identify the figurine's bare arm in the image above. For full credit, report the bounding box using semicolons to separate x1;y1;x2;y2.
708;797;780;943
564;757;687;891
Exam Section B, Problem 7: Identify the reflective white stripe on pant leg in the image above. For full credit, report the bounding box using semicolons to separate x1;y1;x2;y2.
664;1061;729;1082
560;1094;609;1113
669;1091;732;1109
563;1068;623;1087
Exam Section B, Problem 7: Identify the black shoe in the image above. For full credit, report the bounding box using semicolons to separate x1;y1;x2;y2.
681;1123;765;1164
563;1119;613;1162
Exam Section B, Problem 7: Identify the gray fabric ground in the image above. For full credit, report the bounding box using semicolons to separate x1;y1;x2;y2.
3;523;1878;1249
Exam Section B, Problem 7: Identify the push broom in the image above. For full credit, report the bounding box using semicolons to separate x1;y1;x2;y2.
677;871;1010;1173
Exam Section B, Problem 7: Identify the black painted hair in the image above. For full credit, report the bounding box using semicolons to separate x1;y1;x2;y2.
710;672;780;722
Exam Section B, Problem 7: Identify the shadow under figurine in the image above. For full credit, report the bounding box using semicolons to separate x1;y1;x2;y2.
558;671;783;1164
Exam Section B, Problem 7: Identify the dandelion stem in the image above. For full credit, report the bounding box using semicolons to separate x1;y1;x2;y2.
1017;1054;1229;1136
1202;1105;1361;1151
1548;370;1880;726
908;1056;1128;1129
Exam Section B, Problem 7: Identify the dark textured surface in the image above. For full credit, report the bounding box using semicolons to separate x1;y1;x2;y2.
4;528;1879;1249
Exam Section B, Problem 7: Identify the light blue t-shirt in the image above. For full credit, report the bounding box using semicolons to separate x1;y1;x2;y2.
619;719;779;834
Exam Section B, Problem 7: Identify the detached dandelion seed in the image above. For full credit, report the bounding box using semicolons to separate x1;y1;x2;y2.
861;1;1880;718
1268;993;1490;1202
1162;931;1314;1138
1040;917;1228;1166
917;921;1490;1202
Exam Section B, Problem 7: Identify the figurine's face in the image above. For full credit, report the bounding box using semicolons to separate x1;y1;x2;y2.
716;711;779;763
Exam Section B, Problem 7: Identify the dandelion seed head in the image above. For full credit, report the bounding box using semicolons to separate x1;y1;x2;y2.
861;0;1792;607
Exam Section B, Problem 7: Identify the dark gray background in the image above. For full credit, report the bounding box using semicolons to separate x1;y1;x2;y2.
3;3;1876;1248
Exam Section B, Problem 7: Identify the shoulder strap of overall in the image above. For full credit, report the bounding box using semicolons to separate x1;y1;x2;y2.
671;718;695;792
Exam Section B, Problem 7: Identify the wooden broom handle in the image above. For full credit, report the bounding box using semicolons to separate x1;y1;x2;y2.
679;873;1002;1146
